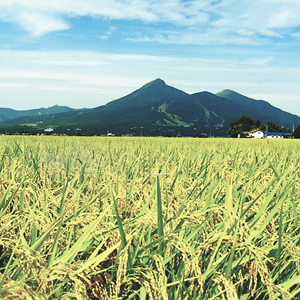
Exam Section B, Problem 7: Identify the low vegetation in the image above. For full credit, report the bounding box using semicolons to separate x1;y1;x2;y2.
0;136;300;299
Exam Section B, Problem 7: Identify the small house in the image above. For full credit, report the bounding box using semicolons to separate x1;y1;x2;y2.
243;129;264;139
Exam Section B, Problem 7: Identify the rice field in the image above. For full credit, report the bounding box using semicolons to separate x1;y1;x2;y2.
0;136;300;299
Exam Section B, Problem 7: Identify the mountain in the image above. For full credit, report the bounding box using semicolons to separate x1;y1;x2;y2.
0;105;75;123
0;79;299;136
216;89;300;127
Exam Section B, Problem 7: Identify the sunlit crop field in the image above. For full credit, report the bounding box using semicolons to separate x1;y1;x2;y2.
0;136;300;299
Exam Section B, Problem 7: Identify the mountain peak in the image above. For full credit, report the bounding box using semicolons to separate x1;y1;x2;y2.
142;78;166;89
216;89;238;98
216;89;255;103
105;78;187;109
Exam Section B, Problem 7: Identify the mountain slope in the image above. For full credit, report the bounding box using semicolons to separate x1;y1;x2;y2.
0;80;299;136
216;89;299;128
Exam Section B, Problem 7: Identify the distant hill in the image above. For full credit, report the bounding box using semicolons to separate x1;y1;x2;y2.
0;105;74;123
0;79;299;136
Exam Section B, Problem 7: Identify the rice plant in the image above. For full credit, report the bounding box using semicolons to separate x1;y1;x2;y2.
0;136;300;299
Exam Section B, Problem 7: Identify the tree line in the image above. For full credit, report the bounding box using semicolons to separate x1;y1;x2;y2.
228;115;295;138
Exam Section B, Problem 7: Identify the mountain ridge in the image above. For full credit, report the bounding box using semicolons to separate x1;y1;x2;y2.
0;79;299;136
217;89;300;126
0;105;75;123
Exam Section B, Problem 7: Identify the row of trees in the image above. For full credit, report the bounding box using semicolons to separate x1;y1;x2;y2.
228;115;294;138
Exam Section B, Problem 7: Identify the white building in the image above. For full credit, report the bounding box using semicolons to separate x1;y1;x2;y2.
250;131;264;138
243;129;265;138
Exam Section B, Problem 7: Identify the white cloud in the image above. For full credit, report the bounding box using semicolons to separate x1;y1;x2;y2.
266;7;300;28
258;29;282;38
291;32;300;39
0;0;299;43
99;26;117;40
126;31;257;46
0;83;30;88
244;57;274;66
19;12;69;36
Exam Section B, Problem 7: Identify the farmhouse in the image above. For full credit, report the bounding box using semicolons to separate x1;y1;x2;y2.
242;129;294;139
243;129;265;139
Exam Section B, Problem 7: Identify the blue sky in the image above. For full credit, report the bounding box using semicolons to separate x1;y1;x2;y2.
1;0;300;117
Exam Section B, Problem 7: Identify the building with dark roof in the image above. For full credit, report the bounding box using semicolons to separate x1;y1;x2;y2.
265;132;293;139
